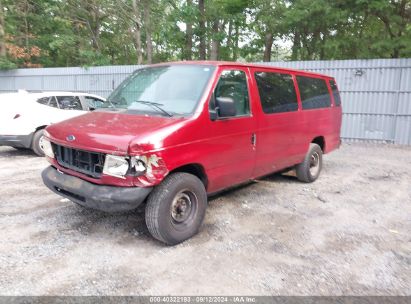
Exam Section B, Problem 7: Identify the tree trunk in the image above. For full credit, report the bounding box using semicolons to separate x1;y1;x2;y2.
0;0;6;57
143;0;152;63
319;32;327;60
184;0;193;60
22;0;30;50
226;20;233;60
210;20;219;60
291;30;300;60
232;22;239;61
263;32;273;62
131;0;143;64
198;0;206;60
392;48;400;58
89;0;101;51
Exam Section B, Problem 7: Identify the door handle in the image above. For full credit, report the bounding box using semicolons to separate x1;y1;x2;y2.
251;133;256;146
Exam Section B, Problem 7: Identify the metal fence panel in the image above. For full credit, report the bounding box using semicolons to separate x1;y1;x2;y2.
0;59;410;144
395;116;411;145
266;59;411;144
0;65;142;96
398;93;411;115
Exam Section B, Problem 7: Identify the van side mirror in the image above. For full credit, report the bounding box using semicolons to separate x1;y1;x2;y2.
209;108;218;121
216;97;236;118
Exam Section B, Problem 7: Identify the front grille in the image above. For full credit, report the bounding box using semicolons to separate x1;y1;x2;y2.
53;144;105;178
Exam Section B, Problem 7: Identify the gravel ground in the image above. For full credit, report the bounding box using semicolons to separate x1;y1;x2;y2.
0;143;410;296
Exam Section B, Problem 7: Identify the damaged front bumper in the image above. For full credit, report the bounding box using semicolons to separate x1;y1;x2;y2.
42;166;152;212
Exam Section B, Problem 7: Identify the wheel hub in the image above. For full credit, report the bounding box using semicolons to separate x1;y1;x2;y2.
38;135;46;152
171;192;193;223
309;152;320;176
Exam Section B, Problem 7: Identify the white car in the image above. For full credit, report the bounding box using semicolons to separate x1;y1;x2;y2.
0;91;106;156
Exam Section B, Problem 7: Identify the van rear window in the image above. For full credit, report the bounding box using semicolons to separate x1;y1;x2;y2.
330;79;341;107
297;76;331;110
254;72;298;114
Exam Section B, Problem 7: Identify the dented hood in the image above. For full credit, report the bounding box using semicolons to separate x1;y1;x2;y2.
46;110;186;154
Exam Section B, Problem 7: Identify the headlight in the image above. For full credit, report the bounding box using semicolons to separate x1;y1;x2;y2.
103;155;129;178
42;137;54;159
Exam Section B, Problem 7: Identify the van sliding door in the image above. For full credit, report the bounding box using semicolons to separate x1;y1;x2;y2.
252;70;304;177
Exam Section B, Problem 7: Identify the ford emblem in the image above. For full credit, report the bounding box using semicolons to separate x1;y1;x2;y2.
66;135;76;141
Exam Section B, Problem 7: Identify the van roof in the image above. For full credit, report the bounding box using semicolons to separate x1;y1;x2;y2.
148;61;334;79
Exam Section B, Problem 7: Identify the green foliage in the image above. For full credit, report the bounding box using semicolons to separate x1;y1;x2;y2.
0;56;17;69
0;0;410;68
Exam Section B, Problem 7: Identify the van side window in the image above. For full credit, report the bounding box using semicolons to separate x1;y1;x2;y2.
329;80;341;107
297;76;331;110
255;72;298;114
214;70;250;117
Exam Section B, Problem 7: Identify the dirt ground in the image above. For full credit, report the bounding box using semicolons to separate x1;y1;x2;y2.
0;143;410;296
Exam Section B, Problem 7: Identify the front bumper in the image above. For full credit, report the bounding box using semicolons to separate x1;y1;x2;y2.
42;166;152;212
0;133;33;148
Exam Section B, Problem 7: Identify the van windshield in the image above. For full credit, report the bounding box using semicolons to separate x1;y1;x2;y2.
103;65;215;117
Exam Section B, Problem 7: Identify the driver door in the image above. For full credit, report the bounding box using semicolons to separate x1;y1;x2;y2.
204;67;257;193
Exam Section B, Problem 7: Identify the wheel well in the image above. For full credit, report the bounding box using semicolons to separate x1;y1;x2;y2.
35;125;47;132
170;164;208;189
312;136;325;152
27;125;47;147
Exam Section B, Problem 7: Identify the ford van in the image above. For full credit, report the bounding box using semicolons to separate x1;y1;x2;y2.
41;61;342;245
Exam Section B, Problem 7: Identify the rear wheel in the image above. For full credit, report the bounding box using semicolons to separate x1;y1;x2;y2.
296;143;323;183
32;129;45;156
145;173;207;245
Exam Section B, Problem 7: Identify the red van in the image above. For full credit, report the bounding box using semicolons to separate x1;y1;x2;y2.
41;61;342;245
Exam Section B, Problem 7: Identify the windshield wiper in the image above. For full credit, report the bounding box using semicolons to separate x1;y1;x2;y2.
133;100;173;117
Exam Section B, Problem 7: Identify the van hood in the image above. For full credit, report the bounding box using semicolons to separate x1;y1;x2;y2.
46;110;187;154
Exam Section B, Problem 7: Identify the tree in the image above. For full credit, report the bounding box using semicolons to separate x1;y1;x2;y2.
143;0;153;63
1;0;410;69
183;0;194;60
198;0;206;60
0;0;5;57
252;0;287;62
130;0;143;64
360;0;411;58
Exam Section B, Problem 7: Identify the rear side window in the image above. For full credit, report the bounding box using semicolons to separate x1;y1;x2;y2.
37;97;49;105
254;72;298;114
49;96;58;108
37;96;58;108
84;96;105;110
297;76;331;110
330;79;341;107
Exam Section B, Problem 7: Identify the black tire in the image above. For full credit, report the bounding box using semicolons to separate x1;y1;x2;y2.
12;147;28;151
296;143;323;183
32;129;45;156
145;172;207;245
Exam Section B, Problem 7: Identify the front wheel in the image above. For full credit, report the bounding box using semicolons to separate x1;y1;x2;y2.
32;129;45;157
145;173;207;245
13;147;29;151
296;143;323;183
